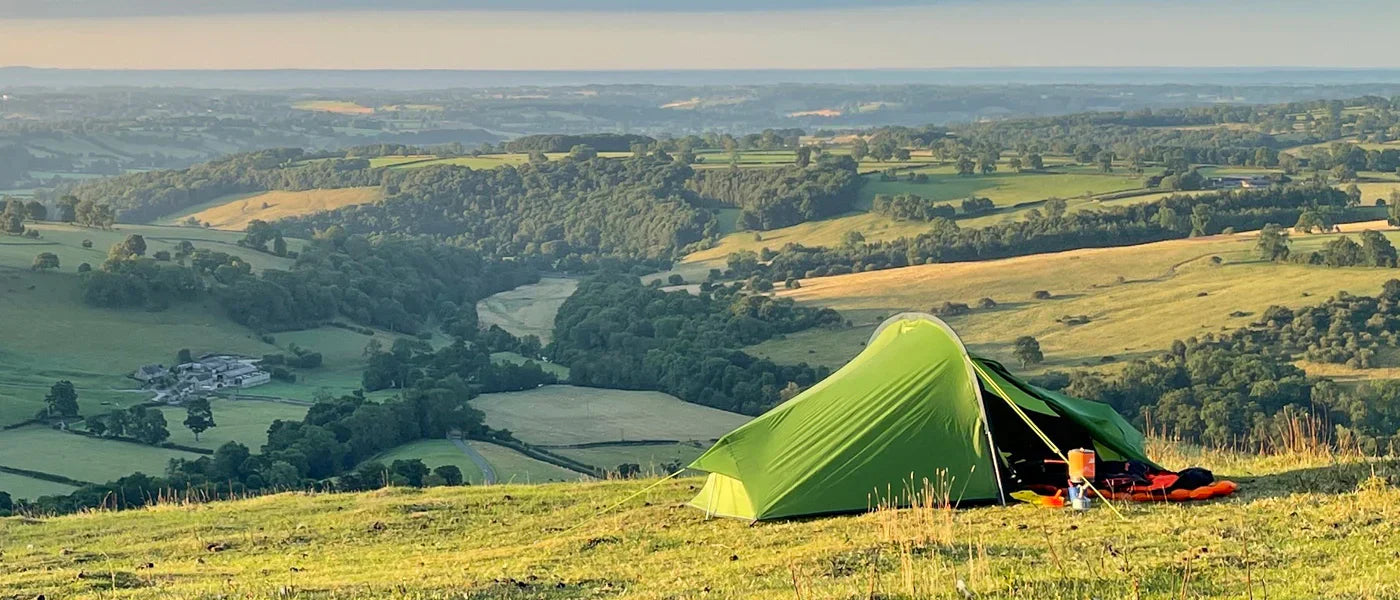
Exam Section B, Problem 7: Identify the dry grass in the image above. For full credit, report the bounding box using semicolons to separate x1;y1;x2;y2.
4;447;1399;599
169;188;383;230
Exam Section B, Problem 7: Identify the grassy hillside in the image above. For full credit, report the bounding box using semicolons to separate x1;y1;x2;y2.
750;225;1400;372
472;385;750;446
157;188;384;230
3;448;1396;598
0;223;412;498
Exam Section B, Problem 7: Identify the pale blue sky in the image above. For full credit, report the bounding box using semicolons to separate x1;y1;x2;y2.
1;1;1397;69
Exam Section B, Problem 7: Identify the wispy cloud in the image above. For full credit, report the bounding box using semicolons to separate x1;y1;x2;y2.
0;0;937;19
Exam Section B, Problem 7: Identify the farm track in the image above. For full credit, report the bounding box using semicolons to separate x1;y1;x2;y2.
448;435;497;484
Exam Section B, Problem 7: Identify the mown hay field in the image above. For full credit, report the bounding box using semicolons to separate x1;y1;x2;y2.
157;187;383;230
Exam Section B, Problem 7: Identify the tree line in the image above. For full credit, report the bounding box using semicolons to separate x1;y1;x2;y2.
737;184;1352;282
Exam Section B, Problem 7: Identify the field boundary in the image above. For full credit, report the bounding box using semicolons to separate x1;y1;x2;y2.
535;439;717;450
475;437;604;478
0;464;95;488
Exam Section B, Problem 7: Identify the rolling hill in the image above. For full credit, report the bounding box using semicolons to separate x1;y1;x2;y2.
748;224;1400;373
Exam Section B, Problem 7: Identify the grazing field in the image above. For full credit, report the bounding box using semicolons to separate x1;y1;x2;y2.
750;226;1400;372
468;440;585;484
367;439;487;484
0;471;76;502
0;426;199;485
4;448;1398;598
156;188;383;230
156;398;309;451
475;277;578;343
858;166;1143;208
472;385;750;446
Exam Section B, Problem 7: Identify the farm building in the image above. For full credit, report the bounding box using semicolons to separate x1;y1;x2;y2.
132;364;167;382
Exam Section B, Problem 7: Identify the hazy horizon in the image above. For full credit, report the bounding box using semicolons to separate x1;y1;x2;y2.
3;1;1399;71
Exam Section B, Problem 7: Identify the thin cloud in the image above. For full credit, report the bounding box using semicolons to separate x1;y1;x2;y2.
0;0;939;19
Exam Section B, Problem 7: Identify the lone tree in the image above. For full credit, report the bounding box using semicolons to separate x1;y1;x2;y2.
1013;336;1044;368
1255;223;1291;262
183;397;216;442
44;380;79;419
31;252;59;272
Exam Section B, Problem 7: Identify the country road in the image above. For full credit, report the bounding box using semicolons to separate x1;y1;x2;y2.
449;435;497;485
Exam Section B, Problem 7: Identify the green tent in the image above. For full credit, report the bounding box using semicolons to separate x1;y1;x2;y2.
688;313;1157;521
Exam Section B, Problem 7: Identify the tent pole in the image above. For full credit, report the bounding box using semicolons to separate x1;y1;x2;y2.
967;357;1008;506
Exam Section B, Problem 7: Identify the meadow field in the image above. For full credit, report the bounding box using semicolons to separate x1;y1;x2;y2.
472;385;750;446
367;439;488;484
475;276;578;343
0;426;200;492
750;225;1400;372
156;187;384;230
155;398;310;451
3;446;1397;599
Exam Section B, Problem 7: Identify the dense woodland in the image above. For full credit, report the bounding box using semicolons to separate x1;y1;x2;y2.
686;157;862;230
549;274;840;414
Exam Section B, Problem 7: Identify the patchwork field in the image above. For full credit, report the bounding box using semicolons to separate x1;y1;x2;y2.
472;385;750;446
156;188;383;230
475;277;578;343
750;226;1400;372
5;448;1398;598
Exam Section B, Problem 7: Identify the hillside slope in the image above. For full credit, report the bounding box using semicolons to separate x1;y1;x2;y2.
2;450;1397;598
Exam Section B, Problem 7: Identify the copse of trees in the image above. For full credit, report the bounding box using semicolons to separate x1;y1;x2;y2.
548;273;839;414
686;155;863;230
870;193;956;221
